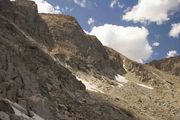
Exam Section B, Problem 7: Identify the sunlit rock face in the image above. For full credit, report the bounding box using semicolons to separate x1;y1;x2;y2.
41;12;180;120
0;0;180;120
149;56;180;76
41;14;126;79
0;0;136;120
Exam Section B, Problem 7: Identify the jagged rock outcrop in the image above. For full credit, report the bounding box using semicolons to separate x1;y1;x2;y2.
149;56;180;76
0;0;54;49
0;0;136;120
0;0;180;120
0;99;45;120
40;6;180;120
41;14;125;79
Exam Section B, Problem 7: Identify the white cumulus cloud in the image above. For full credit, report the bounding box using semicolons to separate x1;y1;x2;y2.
123;0;180;24
88;17;95;26
88;24;153;63
73;0;87;7
152;42;160;47
31;0;61;14
110;0;124;8
169;23;180;38
166;50;178;58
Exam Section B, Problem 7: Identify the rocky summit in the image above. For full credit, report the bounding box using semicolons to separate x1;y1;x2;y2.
149;56;180;77
0;0;180;120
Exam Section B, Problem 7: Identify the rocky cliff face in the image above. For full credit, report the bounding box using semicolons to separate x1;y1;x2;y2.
41;14;125;79
0;0;54;49
0;0;180;120
0;0;136;120
41;11;180;119
149;56;180;76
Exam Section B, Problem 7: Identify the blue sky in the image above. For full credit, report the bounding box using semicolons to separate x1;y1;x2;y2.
32;0;180;63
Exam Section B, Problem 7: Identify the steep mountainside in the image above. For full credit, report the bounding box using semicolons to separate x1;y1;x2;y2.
41;14;125;79
0;0;180;120
41;7;180;120
98;47;180;120
149;56;180;76
0;0;135;120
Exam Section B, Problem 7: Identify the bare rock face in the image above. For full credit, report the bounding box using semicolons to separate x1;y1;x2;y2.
0;99;51;120
41;14;126;79
0;13;84;119
0;100;14;114
40;7;180;120
0;0;136;120
0;0;54;49
0;112;10;120
149;56;180;76
94;46;180;120
1;0;180;120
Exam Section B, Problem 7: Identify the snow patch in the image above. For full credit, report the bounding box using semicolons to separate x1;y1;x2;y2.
115;74;128;83
123;64;127;72
76;77;104;93
136;83;154;90
123;59;128;72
